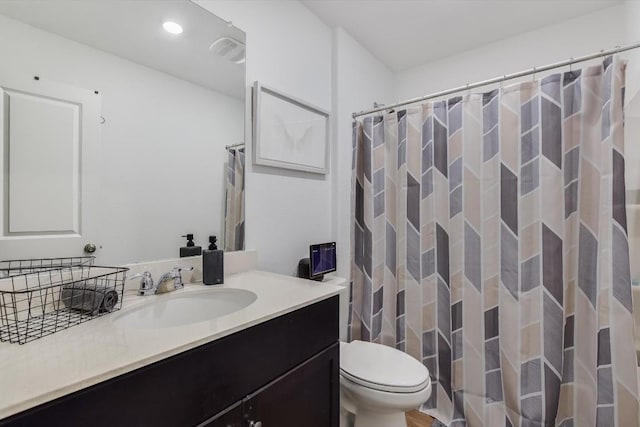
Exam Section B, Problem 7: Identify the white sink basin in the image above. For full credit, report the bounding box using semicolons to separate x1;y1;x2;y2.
112;288;257;329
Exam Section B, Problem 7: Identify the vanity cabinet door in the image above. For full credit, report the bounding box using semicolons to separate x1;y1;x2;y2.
200;402;242;427
242;342;339;427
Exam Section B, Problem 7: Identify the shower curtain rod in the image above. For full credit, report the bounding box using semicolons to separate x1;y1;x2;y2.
225;142;245;149
352;41;640;119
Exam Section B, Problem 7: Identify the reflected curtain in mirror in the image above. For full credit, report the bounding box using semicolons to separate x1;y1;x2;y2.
224;147;245;251
350;57;639;426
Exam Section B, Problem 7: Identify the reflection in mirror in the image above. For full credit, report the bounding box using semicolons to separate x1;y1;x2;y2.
224;144;245;251
0;0;246;265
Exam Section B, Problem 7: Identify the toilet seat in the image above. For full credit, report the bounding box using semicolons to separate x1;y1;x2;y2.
340;340;430;393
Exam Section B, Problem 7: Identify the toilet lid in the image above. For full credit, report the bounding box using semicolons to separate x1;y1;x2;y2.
340;340;430;393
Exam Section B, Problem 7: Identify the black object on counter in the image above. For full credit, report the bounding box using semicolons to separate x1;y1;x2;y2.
203;247;224;285
180;234;202;257
309;242;336;277
297;258;323;282
297;242;336;282
208;235;218;250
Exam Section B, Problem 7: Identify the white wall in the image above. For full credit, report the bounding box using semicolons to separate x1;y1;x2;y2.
624;0;640;114
394;4;627;101
196;2;396;284
622;0;640;280
197;1;335;275
623;0;640;192
332;28;394;280
0;14;244;265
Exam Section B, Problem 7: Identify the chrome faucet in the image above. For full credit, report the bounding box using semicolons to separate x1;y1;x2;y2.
128;267;194;296
128;271;155;296
156;266;194;292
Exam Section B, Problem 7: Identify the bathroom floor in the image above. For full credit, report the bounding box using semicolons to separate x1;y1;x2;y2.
406;410;434;427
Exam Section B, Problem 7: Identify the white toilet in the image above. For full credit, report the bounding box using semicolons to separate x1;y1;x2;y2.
339;340;432;427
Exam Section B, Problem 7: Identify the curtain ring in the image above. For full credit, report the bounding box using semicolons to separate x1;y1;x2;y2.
569;58;574;72
532;67;537;82
465;83;470;97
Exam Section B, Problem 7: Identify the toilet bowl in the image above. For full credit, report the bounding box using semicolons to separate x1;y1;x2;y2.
339;340;432;427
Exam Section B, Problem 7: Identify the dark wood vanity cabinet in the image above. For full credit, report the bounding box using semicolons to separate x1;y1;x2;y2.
1;296;340;427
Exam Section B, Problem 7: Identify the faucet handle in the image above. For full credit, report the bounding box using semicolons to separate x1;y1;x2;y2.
171;266;194;289
128;271;155;295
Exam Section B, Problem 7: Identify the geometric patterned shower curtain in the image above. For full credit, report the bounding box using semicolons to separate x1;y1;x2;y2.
350;57;639;426
224;147;245;251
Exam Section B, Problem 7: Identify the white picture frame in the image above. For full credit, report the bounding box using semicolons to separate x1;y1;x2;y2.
253;81;330;174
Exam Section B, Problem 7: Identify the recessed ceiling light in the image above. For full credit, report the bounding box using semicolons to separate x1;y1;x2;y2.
163;21;183;35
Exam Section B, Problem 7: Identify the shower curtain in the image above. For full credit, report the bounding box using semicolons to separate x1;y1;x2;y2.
350;57;639;426
224;147;245;251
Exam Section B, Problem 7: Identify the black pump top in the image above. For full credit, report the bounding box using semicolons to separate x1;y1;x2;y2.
209;235;218;250
182;234;195;247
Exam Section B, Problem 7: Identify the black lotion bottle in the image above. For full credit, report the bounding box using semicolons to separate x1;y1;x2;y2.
180;234;202;257
203;236;224;285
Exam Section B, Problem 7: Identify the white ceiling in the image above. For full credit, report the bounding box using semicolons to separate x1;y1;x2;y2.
303;0;623;71
0;0;246;99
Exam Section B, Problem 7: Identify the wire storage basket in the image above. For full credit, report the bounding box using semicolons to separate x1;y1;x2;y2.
0;256;95;278
0;260;128;345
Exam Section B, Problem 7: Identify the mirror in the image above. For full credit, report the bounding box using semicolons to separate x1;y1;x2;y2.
0;0;245;265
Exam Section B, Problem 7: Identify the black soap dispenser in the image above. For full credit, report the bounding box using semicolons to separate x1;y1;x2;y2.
203;235;224;285
180;234;202;257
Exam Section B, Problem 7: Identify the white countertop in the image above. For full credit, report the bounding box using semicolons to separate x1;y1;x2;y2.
0;270;345;420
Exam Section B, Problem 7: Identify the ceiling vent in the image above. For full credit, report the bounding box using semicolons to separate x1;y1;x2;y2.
209;37;245;64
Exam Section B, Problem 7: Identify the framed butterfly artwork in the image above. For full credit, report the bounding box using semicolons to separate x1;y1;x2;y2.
253;81;330;174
